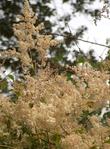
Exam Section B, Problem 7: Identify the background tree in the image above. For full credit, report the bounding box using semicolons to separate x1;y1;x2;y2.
0;0;110;75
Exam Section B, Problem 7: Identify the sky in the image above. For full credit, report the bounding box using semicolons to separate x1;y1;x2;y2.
46;0;110;61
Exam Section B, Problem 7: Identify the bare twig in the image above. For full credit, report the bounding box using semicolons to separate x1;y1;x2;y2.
0;144;14;149
53;33;110;49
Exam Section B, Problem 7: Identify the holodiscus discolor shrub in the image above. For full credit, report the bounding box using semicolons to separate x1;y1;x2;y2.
0;1;110;149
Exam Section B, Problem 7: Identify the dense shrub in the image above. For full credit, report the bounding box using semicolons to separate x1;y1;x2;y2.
0;1;110;149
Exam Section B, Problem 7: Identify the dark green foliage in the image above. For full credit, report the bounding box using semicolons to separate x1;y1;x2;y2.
105;50;110;60
0;0;22;47
78;108;102;130
0;120;62;149
8;74;14;81
66;71;73;81
78;110;93;130
104;138;110;144
63;0;69;2
0;79;8;92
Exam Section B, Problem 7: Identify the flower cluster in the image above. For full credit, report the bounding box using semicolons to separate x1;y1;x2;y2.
0;1;110;149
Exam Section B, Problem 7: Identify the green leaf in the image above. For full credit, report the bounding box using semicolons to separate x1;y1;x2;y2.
8;74;14;81
77;56;85;64
51;133;61;149
104;138;110;144
0;80;8;90
66;72;73;81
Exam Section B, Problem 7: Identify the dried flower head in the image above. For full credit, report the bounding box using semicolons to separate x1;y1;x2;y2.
0;0;110;149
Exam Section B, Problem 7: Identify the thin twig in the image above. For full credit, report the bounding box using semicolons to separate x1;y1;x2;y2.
67;24;83;53
60;124;70;135
0;144;14;149
53;33;110;49
78;38;110;48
